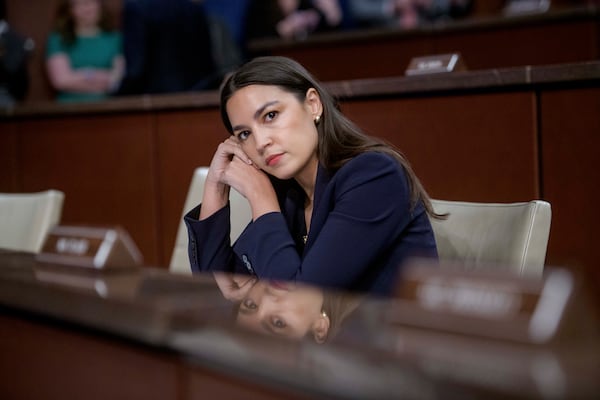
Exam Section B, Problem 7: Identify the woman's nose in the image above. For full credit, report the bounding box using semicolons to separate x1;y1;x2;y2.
253;128;272;153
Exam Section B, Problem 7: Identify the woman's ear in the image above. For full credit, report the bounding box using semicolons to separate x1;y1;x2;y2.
305;88;323;120
312;313;330;344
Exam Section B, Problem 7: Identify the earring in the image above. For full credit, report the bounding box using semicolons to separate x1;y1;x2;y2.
321;310;328;319
314;115;321;125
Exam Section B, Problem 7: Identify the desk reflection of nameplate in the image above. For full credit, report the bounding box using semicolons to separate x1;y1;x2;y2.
405;53;466;76
386;260;593;345
36;225;143;270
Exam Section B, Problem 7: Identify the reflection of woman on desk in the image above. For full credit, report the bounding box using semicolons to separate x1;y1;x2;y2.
46;0;124;103
214;273;358;343
185;56;440;296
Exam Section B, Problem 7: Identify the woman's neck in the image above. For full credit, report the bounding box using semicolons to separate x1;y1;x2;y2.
76;25;100;36
295;157;319;206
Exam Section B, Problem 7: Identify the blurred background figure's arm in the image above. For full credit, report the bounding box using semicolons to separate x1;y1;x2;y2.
46;49;111;94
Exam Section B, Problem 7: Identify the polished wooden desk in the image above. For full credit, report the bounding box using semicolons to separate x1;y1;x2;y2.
1;251;599;399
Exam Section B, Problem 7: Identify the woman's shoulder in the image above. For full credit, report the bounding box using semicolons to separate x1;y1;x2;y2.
339;151;401;176
46;31;62;43
333;151;407;187
46;32;65;55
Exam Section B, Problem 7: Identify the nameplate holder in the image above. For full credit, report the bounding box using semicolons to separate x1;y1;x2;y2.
386;259;589;345
36;225;143;270
503;0;550;16
405;53;466;76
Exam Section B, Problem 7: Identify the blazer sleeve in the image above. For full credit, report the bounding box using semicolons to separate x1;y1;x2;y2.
184;203;251;275
233;153;417;289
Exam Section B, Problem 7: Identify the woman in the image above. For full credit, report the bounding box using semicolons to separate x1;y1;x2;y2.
46;0;124;103
185;56;440;296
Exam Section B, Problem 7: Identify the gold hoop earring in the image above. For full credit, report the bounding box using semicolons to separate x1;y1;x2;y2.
315;115;321;125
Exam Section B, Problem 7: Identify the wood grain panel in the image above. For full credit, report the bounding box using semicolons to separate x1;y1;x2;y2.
184;365;312;400
340;92;539;202
0;121;19;192
156;108;225;266
541;87;600;288
433;21;599;70
271;38;429;81
0;314;179;400
16;113;160;265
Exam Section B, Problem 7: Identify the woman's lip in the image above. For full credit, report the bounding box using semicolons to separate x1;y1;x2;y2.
266;153;283;166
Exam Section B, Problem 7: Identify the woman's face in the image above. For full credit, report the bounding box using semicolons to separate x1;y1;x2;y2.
70;0;101;28
226;84;322;181
236;280;329;342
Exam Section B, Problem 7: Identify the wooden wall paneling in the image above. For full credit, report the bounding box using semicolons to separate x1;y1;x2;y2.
270;37;430;81
0;314;180;400
540;87;600;288
0;121;19;192
184;365;313;400
340;92;539;202
156;108;225;267
432;20;599;70
16;113;161;265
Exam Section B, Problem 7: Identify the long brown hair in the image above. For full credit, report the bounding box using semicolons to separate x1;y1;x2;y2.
53;0;114;46
220;56;442;218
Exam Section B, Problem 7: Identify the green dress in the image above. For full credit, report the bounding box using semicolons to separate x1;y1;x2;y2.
46;31;122;103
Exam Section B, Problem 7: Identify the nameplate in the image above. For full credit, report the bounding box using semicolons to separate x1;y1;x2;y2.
388;260;579;344
503;0;550;16
405;53;466;76
36;225;143;270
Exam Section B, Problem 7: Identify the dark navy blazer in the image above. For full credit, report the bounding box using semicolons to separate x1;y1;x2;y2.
185;152;437;296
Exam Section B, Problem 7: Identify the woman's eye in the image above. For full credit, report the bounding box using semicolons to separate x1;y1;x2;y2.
265;111;278;122
237;130;250;141
271;317;286;329
242;299;257;310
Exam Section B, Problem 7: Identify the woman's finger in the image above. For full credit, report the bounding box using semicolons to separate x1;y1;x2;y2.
222;137;253;165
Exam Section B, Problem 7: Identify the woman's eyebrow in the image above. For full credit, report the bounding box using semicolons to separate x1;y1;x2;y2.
232;100;279;132
254;101;279;121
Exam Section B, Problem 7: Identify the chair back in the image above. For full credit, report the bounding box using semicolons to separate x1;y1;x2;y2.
0;190;65;253
429;199;552;277
170;167;252;274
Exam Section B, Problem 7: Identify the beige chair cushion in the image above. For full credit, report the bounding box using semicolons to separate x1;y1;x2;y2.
170;167;252;274
0;190;65;253
429;199;552;277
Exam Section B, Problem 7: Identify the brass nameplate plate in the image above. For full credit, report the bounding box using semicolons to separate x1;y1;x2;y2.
36;225;143;270
405;53;466;76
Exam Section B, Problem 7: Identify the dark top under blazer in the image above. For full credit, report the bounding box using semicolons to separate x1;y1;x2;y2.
185;152;437;296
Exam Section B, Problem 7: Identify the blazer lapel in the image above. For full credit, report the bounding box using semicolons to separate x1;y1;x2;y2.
304;163;333;250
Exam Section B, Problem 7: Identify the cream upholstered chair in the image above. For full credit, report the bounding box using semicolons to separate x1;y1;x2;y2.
0;190;65;253
170;167;252;274
429;199;552;277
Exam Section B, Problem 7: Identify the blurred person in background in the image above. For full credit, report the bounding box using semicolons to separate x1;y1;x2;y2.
0;0;32;106
245;0;348;41
202;0;251;49
46;0;124;103
348;0;473;30
117;0;221;95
